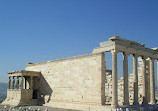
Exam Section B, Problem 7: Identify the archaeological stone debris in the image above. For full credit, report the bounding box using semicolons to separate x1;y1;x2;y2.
1;36;158;111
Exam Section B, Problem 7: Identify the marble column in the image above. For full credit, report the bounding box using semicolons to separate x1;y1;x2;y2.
149;58;155;104
8;76;11;89
30;76;33;90
111;50;118;107
141;56;148;105
122;52;129;105
20;76;24;89
133;54;139;105
12;76;15;89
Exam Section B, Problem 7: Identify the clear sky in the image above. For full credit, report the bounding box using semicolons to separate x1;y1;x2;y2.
0;0;158;83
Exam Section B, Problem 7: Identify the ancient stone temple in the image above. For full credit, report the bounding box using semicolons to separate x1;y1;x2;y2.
2;36;158;111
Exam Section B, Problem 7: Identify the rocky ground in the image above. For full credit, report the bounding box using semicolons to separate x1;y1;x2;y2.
1;104;158;111
0;105;79;111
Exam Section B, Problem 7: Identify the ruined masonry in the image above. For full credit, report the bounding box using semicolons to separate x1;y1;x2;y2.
2;36;158;111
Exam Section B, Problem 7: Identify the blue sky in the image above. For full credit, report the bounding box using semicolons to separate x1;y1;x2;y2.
0;0;158;83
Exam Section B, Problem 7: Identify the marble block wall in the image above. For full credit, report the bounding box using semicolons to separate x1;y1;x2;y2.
25;53;106;105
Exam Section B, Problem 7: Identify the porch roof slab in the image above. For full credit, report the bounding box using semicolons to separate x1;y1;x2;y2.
7;70;41;77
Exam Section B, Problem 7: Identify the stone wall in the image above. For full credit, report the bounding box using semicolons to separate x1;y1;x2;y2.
2;89;34;106
25;53;106;105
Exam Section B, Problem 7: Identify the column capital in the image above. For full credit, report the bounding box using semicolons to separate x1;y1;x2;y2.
30;76;33;79
140;56;147;60
111;49;118;54
149;57;154;61
121;52;129;58
133;54;138;57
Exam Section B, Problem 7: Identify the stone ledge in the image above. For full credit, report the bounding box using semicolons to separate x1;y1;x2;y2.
25;53;102;67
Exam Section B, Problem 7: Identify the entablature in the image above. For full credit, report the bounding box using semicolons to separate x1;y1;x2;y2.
8;70;41;77
93;36;158;59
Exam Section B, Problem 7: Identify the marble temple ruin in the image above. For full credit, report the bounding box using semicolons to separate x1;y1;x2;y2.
2;36;158;111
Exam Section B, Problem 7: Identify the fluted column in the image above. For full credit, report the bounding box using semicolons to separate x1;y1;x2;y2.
12;76;15;89
8;76;11;89
141;56;148;105
149;58;155;104
133;54;139;105
111;50;118;107
122;52;129;105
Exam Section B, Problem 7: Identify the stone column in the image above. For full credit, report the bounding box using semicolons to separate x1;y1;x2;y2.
111;50;118;107
122;52;129;105
141;56;148;105
12;76;15;89
20;76;24;89
133;54;139;105
149;58;155;104
101;52;106;105
30;76;33;90
15;76;19;89
8;76;11;89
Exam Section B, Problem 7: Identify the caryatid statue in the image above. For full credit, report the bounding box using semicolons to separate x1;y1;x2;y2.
8;77;11;89
20;76;24;89
15;77;19;89
12;77;15;89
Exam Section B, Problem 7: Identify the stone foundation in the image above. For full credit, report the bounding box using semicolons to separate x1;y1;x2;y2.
2;89;37;106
